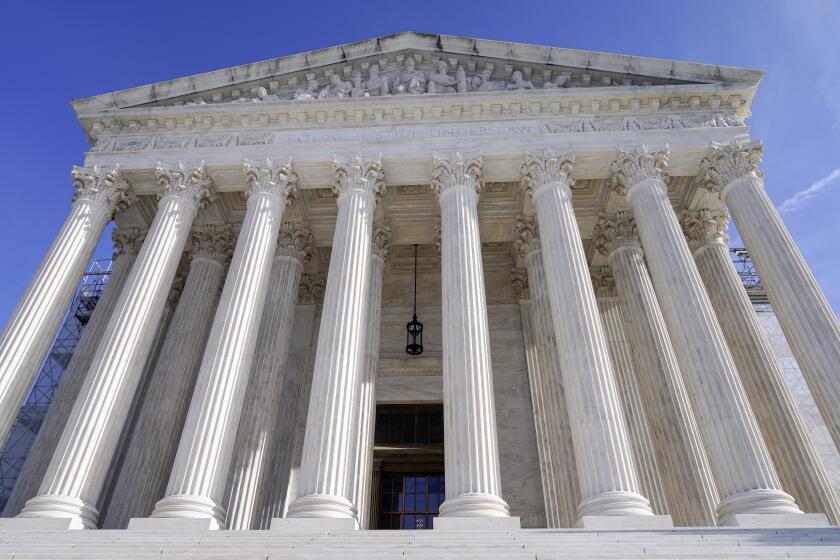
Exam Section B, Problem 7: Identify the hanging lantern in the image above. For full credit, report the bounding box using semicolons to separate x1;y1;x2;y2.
406;244;424;356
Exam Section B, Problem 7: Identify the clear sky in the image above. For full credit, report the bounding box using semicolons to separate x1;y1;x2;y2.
0;0;838;324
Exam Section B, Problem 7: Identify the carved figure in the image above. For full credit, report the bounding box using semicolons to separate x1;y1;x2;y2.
426;60;457;94
393;57;425;95
293;78;320;100
455;66;468;93
351;73;367;98
363;65;390;96
542;74;569;89
506;70;534;90
473;69;501;92
318;74;353;99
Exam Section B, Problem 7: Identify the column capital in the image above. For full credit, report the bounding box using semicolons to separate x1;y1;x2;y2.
680;208;730;254
372;222;392;262
432;152;482;197
513;214;541;259
590;265;618;298
71;164;137;217
520;150;575;197
111;227;148;259
277;223;314;264
698;140;764;197
187;224;234;265
510;267;529;299
156;161;216;210
243;157;298;203
333;155;384;198
609;145;671;197
593;210;641;257
298;272;326;305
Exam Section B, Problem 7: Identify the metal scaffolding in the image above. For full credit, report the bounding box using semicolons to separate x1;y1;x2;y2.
730;247;762;294
0;259;112;511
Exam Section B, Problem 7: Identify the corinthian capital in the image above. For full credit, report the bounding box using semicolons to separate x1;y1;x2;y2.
590;265;618;298
333;155;385;198
609;145;670;196
277;223;314;264
513;214;541;259
111;227;148;259
298;273;326;304
71;164;137;217
156;161;215;210
431;152;482;196
372;222;392;261
593;210;640;256
680;208;730;253
698;140;763;195
187;224;234;264
510;267;529;299
243;157;297;202
520;150;575;196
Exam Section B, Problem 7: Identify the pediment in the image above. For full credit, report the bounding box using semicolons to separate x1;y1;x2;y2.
71;32;762;113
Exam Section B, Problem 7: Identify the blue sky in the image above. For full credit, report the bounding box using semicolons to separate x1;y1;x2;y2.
0;0;838;323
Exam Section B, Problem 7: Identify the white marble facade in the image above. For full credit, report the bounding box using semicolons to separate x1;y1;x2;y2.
1;32;839;542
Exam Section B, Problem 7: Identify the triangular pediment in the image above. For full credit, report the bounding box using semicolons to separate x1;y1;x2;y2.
71;32;762;113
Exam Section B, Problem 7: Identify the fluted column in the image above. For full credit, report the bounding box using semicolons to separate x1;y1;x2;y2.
18;162;213;528
513;217;579;528
592;273;669;517
351;223;390;530
611;146;801;525
699;141;840;452
521;151;653;523
594;213;719;527
224;225;312;530
682;208;840;524
100;225;232;529
0;166;135;443
152;159;296;528
433;153;510;523
284;156;383;526
2;227;146;517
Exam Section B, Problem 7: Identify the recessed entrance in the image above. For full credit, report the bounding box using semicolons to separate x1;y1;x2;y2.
370;404;444;530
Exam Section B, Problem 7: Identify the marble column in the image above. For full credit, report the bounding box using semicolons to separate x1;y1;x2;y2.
224;224;312;530
0;166;134;443
2;227;146;517
351;223;390;530
18;162;214;528
682;208;840;524
514;216;579;528
610;146;801;525
284;156;383;526
594;213;719;527
152;159;296;528
521;150;653;522
433;154;510;521
100;225;232;529
699;141;840;452
593;275;670;517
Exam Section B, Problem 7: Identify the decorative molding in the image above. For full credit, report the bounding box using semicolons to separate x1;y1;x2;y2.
593;210;641;256
590;265;618;298
680;208;730;253
431;152;482;196
155;161;216;209
111;227;148;259
333;155;385;197
609;145;670;196
520;150;575;195
697;139;763;194
187;224;234;264
242;157;297;202
70;164;137;217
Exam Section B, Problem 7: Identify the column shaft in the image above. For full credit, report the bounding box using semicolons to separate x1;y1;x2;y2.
19;162;211;528
0;166;132;442
3;229;144;516
154;160;295;527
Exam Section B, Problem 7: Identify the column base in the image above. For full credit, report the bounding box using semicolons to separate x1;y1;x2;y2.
0;517;81;531
576;514;674;530
150;494;225;529
716;488;802;526
723;513;829;528
128;517;220;531
285;493;357;521
439;492;510;517
577;491;654;517
433;516;521;531
270;517;358;531
17;494;98;530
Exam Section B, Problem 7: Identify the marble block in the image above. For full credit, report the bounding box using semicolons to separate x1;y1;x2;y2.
433;516;521;531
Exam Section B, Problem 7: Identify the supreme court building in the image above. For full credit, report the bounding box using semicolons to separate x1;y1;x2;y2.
0;32;839;558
